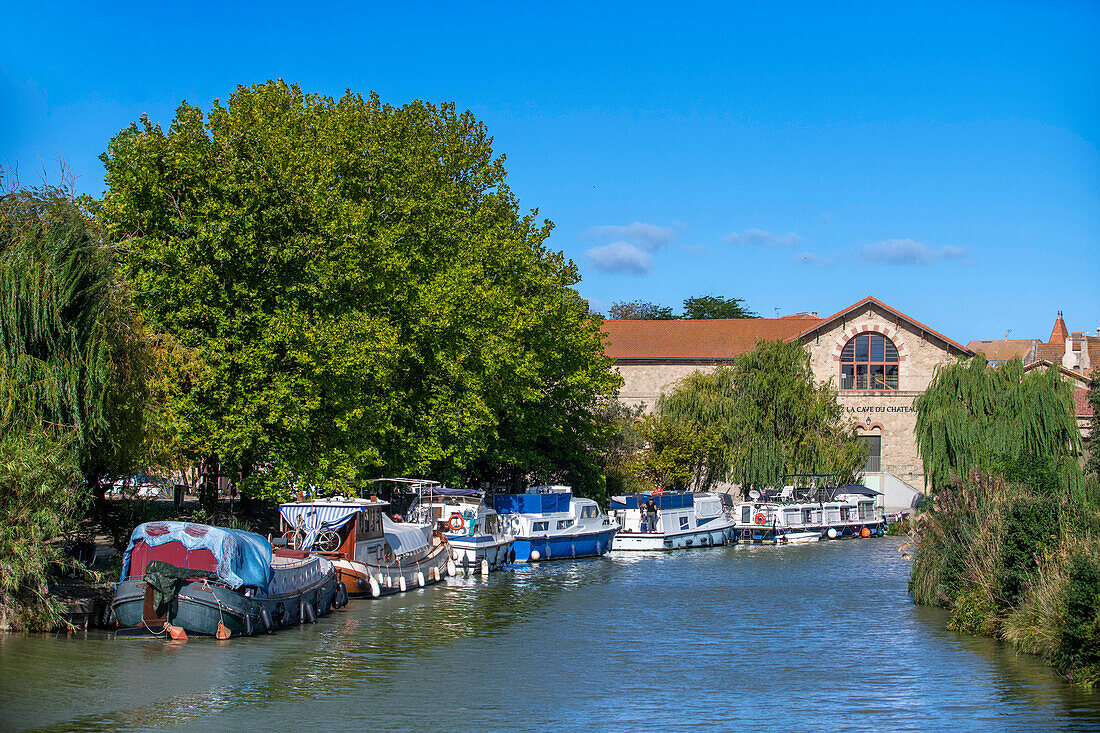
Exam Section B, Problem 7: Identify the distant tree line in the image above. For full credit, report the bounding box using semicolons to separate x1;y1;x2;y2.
606;295;757;320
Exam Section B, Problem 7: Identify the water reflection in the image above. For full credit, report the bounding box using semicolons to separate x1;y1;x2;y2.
1;542;1098;732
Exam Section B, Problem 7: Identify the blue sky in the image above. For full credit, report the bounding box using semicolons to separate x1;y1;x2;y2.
3;1;1098;343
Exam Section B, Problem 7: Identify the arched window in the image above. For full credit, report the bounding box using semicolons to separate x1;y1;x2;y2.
840;333;898;390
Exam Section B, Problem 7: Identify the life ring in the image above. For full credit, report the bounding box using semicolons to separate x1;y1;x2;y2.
754;513;767;525
448;514;465;531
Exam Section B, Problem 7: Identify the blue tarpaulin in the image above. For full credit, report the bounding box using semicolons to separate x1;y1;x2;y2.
494;493;571;514
121;521;274;591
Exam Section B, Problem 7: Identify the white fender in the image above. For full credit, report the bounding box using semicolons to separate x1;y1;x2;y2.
480;559;490;576
446;559;457;577
398;576;407;592
369;577;381;598
530;549;541;561
417;571;425;587
827;528;838;539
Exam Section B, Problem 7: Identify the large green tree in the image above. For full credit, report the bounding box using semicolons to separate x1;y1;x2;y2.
100;81;618;504
913;357;1082;496
651;339;865;492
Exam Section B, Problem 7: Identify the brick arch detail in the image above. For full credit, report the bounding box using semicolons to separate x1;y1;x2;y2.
855;422;884;432
830;323;909;364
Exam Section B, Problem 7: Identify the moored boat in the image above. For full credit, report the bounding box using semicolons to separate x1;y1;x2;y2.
112;521;343;640
278;487;452;598
731;481;888;545
493;485;617;562
406;485;515;574
609;491;735;550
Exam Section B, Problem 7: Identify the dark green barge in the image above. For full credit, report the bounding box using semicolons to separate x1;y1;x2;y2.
112;521;346;639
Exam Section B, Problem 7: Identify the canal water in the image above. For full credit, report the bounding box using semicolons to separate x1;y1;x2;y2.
2;537;1099;732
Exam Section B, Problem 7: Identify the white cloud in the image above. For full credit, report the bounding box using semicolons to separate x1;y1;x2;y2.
586;222;678;252
586;241;654;274
860;238;968;265
726;228;804;247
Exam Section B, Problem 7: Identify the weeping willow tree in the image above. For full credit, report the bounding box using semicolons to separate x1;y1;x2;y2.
0;180;150;628
648;339;865;493
914;357;1082;497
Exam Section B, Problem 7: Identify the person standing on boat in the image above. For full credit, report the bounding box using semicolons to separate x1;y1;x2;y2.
644;497;658;533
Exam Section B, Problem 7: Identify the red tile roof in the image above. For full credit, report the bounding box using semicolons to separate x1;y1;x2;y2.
1075;387;1093;419
601;316;822;360
966;339;1036;361
796;296;972;355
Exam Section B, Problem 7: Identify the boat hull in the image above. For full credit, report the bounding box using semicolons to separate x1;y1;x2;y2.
732;519;887;545
446;534;515;572
612;522;734;551
511;527;617;562
341;538;452;597
112;573;337;638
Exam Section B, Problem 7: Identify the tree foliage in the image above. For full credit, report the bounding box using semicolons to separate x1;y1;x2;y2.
650;339;864;492
607;294;756;320
681;295;757;319
1088;371;1100;480
100;81;619;502
0;180;149;628
607;299;677;320
913;357;1082;496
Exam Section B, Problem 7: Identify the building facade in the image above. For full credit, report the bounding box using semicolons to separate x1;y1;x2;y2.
602;296;973;510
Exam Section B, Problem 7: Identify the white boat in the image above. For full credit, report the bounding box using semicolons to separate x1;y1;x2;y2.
278;484;452;598
730;481;888;545
608;491;735;550
407;485;515;574
492;486;617;562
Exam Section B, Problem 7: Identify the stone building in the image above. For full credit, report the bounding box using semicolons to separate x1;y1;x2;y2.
601;296;973;510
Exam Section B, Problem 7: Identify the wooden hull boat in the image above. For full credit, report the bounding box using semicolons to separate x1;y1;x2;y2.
111;522;345;639
279;486;453;600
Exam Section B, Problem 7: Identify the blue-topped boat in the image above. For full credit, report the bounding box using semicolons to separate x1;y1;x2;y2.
492;485;617;562
111;521;343;639
608;491;735;550
407;484;515;574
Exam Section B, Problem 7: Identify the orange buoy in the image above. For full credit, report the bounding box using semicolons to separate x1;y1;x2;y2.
215;619;231;639
860;527;871;538
165;623;188;641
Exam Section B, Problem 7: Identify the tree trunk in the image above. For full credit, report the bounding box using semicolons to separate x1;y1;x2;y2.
199;454;220;516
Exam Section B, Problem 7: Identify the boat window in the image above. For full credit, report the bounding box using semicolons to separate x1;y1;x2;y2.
557;519;574;529
858;502;874;520
580;505;599;519
841;507;851;521
533;521;549;532
741;506;751;524
784;508;800;525
801;508;814;524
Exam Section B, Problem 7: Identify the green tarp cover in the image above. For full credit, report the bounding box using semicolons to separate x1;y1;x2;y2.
142;560;219;609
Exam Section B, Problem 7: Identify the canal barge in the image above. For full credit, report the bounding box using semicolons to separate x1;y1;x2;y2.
608;491;734;550
278;486;453;598
731;482;888;544
112;521;343;640
406;484;515;574
493;485;617;562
